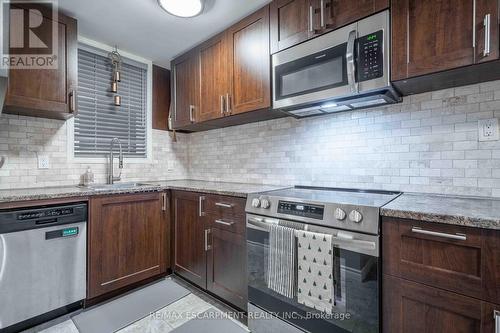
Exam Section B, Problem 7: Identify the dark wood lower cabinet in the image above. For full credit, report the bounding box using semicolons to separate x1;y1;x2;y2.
207;227;247;310
88;192;168;299
383;275;498;333
173;191;207;289
382;217;500;332
173;191;247;309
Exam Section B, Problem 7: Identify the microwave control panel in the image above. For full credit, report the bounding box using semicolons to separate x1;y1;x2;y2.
358;30;383;82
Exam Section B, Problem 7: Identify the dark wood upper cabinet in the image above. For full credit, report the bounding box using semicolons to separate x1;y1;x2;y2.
391;0;499;81
322;0;389;32
88;192;168;299
270;0;388;53
270;0;313;54
227;5;271;115
198;33;230;122
172;191;207;289
4;7;77;120
171;51;199;128
152;65;170;131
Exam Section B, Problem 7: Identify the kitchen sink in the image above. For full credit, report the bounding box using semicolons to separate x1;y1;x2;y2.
81;182;156;191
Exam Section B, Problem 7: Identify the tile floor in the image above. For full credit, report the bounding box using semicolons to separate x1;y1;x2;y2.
21;276;249;333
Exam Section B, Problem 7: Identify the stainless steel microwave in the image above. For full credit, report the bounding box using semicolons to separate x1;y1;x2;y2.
272;10;400;118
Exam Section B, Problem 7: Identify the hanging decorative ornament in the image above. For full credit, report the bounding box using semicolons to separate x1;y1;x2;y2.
108;46;123;107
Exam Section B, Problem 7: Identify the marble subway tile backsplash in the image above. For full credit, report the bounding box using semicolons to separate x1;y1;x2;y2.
188;80;500;197
1;79;500;197
0;115;190;189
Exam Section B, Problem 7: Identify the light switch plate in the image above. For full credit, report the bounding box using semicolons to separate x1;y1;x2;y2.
37;155;50;169
478;118;499;142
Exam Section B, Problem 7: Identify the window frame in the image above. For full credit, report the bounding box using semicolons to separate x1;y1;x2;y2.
67;37;153;164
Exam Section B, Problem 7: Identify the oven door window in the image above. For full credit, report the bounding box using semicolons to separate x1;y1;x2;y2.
275;43;348;101
247;224;379;333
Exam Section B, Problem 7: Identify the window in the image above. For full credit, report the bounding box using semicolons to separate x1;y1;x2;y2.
74;46;148;158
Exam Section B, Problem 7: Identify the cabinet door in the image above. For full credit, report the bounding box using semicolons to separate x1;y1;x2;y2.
227;5;271;115
199;34;230;122
475;0;499;63
270;0;313;53
207;228;247;310
392;0;475;80
5;6;77;119
173;191;207;288
383;275;484;333
152;65;170;131
322;0;389;32
172;52;199;128
88;193;166;299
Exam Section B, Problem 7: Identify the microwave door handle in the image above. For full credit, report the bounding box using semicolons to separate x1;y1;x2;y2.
346;29;358;94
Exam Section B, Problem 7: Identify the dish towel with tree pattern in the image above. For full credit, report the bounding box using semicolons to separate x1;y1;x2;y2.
296;230;334;314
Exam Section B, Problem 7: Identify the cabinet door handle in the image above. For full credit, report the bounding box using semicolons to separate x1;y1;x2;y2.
483;13;491;57
199;195;205;217
226;93;231;115
220;95;225;115
411;227;467;241
161;193;167;211
69;90;76;113
204;229;211;251
189;105;195;122
320;0;325;28
309;5;314;32
215;202;233;208
215;219;235;226
494;310;500;333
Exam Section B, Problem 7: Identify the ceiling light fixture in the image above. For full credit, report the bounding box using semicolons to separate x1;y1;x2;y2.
158;0;204;18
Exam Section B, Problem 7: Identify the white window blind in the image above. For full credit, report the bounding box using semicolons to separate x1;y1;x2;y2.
74;47;148;158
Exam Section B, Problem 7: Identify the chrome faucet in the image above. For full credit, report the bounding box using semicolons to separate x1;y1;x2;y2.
108;138;123;184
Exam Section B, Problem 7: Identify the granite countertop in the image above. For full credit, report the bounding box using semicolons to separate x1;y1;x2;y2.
381;193;500;230
0;180;286;204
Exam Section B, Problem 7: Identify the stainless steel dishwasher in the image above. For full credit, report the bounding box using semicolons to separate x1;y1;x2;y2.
0;202;87;332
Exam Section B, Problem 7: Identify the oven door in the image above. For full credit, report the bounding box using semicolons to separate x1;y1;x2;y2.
247;214;379;333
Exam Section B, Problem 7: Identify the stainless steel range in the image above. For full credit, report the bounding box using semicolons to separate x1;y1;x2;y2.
245;186;400;333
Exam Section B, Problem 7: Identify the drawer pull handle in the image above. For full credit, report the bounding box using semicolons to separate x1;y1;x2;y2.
215;219;235;226
215;202;234;208
411;227;466;241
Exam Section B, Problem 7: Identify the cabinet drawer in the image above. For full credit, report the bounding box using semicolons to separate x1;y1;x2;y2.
383;217;500;304
206;212;245;235
203;194;246;217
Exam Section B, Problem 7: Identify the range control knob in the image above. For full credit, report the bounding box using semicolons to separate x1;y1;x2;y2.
251;198;261;208
349;210;363;223
261;198;271;209
334;208;347;221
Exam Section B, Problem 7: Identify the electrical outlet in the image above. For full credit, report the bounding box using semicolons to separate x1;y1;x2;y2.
478;118;499;142
37;155;50;169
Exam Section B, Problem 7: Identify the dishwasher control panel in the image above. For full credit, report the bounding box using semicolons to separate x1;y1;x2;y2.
0;203;87;234
17;207;74;220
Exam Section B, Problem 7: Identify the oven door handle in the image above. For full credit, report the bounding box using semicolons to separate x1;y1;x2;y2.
247;216;376;251
346;29;358;94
